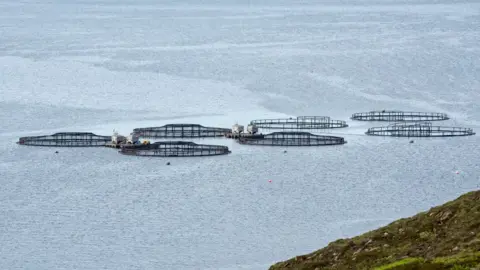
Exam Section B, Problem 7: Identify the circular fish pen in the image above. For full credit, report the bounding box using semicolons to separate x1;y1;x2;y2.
250;116;348;130
120;141;231;157
365;122;475;137
237;132;346;146
17;132;111;147
351;111;449;122
133;124;230;138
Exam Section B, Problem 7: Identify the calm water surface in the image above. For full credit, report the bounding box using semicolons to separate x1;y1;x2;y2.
1;1;479;269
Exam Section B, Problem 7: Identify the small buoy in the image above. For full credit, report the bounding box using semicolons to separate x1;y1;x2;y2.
283;150;287;153
55;151;58;154
455;170;459;174
409;140;414;143
166;162;170;166
268;180;272;183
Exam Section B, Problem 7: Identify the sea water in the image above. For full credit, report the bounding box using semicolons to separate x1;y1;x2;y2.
1;1;479;269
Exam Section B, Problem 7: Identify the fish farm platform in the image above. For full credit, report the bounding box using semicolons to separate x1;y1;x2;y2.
133;124;230;138
237;132;346;146
351;111;449;122
365;122;475;137
105;142;132;149
250;116;348;130
17;132;111;147
119;141;231;157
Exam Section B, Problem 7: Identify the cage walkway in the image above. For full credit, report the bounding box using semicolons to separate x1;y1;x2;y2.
133;124;230;138
250;116;348;130
366;122;475;137
237;131;346;146
17;132;110;147
120;141;231;157
351;111;449;122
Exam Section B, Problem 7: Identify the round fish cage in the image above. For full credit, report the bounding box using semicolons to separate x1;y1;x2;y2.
237;131;346;146
250;116;348;130
17;132;111;147
119;141;231;157
133;124;230;138
351;111;449;122
365;122;475;137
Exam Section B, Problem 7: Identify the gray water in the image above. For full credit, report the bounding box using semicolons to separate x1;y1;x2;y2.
1;1;479;269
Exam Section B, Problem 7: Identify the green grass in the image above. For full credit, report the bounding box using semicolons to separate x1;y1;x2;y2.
373;258;425;270
373;252;480;270
433;252;480;268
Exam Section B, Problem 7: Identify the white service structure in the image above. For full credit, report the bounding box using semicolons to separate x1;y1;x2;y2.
232;124;244;134
247;124;258;134
111;130;126;144
127;133;140;144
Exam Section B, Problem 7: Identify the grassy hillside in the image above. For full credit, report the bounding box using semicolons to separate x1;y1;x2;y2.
269;190;480;270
